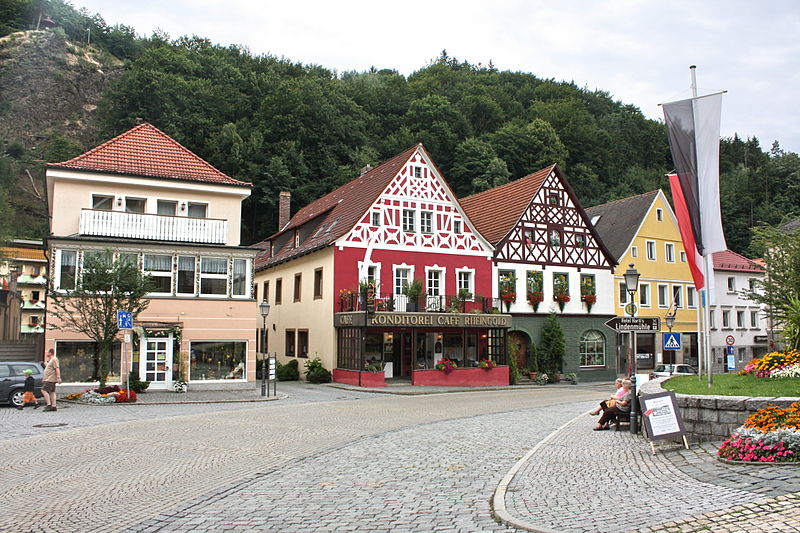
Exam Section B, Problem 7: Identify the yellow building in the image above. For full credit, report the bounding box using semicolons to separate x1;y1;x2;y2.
586;190;700;373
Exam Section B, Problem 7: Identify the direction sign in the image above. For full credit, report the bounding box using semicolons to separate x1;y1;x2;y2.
726;345;735;356
725;335;735;346
116;310;132;329
663;332;681;350
604;316;660;332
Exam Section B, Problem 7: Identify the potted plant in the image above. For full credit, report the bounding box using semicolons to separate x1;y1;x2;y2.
527;271;544;311
499;273;517;312
553;275;570;311
580;276;597;312
435;357;458;374
478;358;496;370
402;278;424;312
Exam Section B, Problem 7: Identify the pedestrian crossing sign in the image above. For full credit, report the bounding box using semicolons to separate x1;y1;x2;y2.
663;332;681;350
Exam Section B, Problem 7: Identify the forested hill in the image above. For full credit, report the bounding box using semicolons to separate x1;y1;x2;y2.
1;1;798;257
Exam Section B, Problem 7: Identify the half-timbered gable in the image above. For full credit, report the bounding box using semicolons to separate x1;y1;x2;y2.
499;170;613;268
338;147;490;256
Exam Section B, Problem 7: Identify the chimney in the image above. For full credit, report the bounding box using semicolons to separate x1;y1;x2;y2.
278;191;291;230
360;164;373;176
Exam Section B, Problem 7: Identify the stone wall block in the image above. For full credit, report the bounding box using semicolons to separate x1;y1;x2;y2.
744;398;780;410
700;408;719;423
698;397;718;409
716;397;748;411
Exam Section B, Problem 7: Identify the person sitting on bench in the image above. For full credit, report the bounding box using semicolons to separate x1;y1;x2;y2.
590;378;624;416
594;379;632;431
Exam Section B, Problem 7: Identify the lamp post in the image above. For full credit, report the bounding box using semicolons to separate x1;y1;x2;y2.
259;300;271;396
623;264;641;434
665;312;676;332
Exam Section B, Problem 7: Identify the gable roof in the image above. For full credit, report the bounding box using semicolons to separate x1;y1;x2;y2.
254;145;420;270
459;166;553;244
585;191;660;262
712;249;764;273
47;123;251;188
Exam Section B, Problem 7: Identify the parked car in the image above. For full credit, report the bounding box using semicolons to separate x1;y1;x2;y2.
0;361;44;407
649;364;697;379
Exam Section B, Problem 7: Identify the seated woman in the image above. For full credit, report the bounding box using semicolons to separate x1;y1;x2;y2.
594;378;632;430
590;378;624;416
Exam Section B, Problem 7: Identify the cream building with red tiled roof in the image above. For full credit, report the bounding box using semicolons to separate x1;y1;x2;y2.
45;123;258;389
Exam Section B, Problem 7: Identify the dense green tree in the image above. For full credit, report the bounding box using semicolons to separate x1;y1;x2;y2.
538;312;565;381
487;119;567;178
449;138;509;196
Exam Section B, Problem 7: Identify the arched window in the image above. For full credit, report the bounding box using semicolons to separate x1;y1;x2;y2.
580;330;606;367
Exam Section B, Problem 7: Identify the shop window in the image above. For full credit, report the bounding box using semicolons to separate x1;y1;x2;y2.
580;330;606;367
285;329;295;357
189;341;246;380
314;268;323;299
55;340;121;383
144;254;172;294
200;257;227;296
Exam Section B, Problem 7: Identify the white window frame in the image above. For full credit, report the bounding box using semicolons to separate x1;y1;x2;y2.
709;310;716;329
177;255;197;296
722;310;731;329
736;309;745;329
200;257;229;297
125;196;146;213
92;194;114;211
455;267;475;299
231;258;250;298
453;220;462;234
420;211;433;234
157;199;178;216
631;246;638;258
424;265;446;296
665;243;675;263
187;202;208;218
413;166;422;178
687;287;696;309
579;329;606;368
144;254;173;296
393;263;415;295
727;277;736;293
371;211;381;227
672;285;682;308
619;282;629;306
638;283;650;307
680;251;687;263
55;249;78;291
657;284;668;308
750;310;759;328
358;261;382;287
646;240;656;261
402;209;415;232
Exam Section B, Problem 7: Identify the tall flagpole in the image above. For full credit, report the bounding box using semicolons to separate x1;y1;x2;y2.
690;65;715;388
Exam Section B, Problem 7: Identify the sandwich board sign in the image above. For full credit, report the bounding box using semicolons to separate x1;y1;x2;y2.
639;390;689;455
663;332;681;351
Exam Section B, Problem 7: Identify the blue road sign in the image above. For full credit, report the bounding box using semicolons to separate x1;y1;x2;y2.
726;345;735;356
663;332;682;351
116;310;132;329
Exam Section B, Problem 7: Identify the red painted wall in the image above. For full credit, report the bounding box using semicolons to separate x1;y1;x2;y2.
333;247;492;308
411;367;509;386
332;368;387;387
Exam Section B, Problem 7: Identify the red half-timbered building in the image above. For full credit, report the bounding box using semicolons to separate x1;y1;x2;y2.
254;145;511;386
460;164;619;381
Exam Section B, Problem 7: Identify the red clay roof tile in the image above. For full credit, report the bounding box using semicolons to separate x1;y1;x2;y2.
712;249;764;273
47;123;251;187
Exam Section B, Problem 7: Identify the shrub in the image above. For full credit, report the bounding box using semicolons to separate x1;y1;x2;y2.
304;357;324;377
127;371;149;392
307;367;332;384
277;359;300;381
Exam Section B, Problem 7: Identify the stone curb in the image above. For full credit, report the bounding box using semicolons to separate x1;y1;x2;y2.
491;410;590;533
59;394;288;406
327;382;602;396
716;456;800;467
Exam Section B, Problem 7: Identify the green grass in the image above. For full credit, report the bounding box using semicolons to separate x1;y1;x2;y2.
663;373;800;397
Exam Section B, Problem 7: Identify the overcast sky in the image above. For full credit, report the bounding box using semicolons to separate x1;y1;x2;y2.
75;0;800;154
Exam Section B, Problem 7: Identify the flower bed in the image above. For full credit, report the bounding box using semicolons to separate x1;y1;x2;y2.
718;402;800;463
63;385;138;404
739;350;800;378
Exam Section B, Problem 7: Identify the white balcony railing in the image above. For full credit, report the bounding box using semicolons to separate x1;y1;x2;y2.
79;209;228;245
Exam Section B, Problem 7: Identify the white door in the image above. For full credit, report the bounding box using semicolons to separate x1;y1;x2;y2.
140;335;173;389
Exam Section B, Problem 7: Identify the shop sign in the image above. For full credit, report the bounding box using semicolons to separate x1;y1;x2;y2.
754;335;768;343
334;312;512;328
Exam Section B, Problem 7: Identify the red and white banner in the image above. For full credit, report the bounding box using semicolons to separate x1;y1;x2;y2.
668;173;704;290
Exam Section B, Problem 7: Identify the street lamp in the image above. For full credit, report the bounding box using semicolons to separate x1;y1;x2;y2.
665;312;676;332
623;264;640;434
259;300;271;396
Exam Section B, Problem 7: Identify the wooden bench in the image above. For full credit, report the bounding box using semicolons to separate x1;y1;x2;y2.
614;412;631;431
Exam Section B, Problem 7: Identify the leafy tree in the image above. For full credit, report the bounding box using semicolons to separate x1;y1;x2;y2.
748;224;800;350
449;138;509;196
538;312;565;381
487;119;567;179
48;249;152;383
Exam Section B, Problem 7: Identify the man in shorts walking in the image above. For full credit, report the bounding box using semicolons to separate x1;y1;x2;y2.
42;348;61;411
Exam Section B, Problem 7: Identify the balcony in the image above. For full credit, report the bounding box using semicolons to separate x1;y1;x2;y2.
79;209;228;245
338;292;502;314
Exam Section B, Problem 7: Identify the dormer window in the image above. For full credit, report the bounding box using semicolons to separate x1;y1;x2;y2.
294;230;300;248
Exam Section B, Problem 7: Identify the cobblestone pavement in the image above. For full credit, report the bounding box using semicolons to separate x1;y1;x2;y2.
0;385;602;533
501;413;800;533
3;384;799;533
